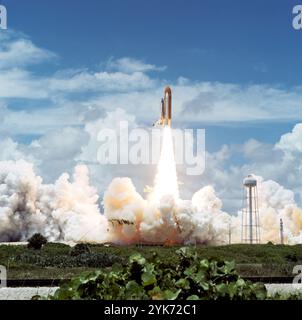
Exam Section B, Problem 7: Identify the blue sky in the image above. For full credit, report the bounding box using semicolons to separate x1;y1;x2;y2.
1;0;302;212
3;0;301;85
3;0;302;144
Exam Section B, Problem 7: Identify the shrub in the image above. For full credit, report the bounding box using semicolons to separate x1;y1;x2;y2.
27;233;47;250
48;247;267;300
15;251;124;268
269;292;302;300
285;253;298;262
70;244;91;257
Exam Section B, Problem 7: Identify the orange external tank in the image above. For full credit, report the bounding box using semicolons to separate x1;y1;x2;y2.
164;86;172;127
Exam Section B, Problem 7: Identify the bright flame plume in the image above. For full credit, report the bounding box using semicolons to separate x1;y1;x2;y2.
151;127;179;203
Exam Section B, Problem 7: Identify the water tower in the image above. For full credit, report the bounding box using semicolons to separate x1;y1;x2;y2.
241;175;261;244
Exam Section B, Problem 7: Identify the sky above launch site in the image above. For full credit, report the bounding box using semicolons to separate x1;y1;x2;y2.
1;0;302;213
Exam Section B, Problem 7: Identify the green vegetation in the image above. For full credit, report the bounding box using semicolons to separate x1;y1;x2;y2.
1;243;302;280
44;248;267;300
70;243;91;256
268;292;302;300
27;233;47;250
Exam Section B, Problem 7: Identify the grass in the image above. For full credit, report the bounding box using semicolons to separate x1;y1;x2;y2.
0;243;301;279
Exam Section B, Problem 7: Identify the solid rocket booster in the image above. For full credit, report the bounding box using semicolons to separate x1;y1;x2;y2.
154;86;172;127
160;98;165;124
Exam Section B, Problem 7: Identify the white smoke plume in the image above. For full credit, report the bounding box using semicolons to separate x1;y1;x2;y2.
0;160;302;245
104;178;230;245
256;175;302;244
0;160;108;243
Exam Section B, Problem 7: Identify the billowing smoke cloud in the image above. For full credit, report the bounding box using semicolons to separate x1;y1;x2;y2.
0;160;108;243
1;160;302;245
96;177;231;245
256;175;302;244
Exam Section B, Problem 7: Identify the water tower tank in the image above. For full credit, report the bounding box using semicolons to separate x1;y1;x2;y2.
243;175;257;187
241;175;261;244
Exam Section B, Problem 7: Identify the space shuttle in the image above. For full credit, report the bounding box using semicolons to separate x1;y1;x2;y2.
153;86;172;127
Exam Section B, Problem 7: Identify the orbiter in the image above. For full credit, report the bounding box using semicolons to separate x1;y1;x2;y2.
153;86;172;127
